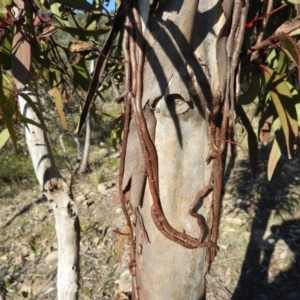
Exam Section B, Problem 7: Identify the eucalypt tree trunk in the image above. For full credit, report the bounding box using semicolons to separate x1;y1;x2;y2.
18;90;80;300
10;4;80;298
119;0;248;299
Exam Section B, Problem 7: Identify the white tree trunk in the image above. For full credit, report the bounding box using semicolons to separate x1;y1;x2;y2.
79;57;94;174
19;90;80;300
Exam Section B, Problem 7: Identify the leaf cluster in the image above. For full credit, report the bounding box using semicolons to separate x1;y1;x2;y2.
0;0;123;151
237;0;300;180
3;0;300;183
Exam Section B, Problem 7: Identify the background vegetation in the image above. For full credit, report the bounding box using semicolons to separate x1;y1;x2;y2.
1;0;300;299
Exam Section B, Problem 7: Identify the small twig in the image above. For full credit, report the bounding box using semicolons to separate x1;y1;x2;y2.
69;8;81;29
247;18;300;55
245;3;287;29
211;254;245;265
250;0;273;62
48;37;69;72
80;252;99;262
75;0;128;135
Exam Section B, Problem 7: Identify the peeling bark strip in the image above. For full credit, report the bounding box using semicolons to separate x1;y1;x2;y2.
18;91;80;300
119;0;249;299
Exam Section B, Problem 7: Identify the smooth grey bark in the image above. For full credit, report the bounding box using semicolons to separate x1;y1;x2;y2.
123;0;232;299
18;90;80;300
136;105;211;299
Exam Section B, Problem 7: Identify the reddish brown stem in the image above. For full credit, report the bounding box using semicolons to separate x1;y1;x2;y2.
245;3;287;28
119;10;139;300
130;0;218;250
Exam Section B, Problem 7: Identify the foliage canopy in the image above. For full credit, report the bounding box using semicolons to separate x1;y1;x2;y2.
1;1;300;178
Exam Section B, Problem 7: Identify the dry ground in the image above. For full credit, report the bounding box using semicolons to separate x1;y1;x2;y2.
1;134;300;300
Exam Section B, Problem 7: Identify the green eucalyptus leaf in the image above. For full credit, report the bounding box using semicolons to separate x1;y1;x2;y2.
235;105;258;178
276;49;288;75
270;90;292;158
2;114;18;152
266;49;278;70
33;0;50;11
23;23;65;74
24;0;34;26
15;111;45;130
2;94;15;118
19;93;47;130
85;12;103;30
0;63;16;152
237;68;261;105
49;73;68;130
54;0;96;12
284;81;300;139
289;81;300;130
272;117;281;133
31;42;66;74
0;128;10;150
257;102;275;145
268;130;284;181
72;61;91;92
286;82;300;140
50;0;71;27
287;0;300;4
0;32;12;70
53;24;110;36
278;33;299;67
0;0;13;14
260;64;298;158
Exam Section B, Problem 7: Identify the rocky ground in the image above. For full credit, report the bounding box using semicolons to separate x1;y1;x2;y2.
208;146;300;300
0;145;130;300
1;125;300;300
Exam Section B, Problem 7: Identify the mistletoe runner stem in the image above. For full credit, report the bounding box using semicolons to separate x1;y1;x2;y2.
128;0;218;250
119;9;140;300
209;0;249;261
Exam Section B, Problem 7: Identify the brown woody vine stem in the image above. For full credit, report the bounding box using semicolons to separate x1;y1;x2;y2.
209;0;249;262
119;9;140;300
128;0;218;250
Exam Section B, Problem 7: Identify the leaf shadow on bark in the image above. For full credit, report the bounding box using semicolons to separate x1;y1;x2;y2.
138;2;222;145
122;1;229;299
124;1;224;209
226;145;300;300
